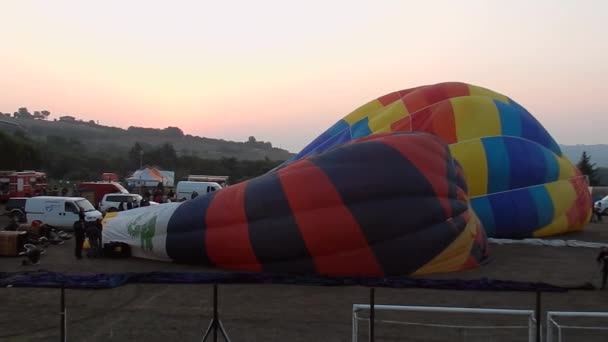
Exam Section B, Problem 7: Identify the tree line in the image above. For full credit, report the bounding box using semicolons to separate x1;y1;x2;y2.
0;130;284;184
2;127;602;187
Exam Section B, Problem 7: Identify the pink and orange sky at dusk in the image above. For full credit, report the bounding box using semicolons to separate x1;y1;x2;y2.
1;0;607;152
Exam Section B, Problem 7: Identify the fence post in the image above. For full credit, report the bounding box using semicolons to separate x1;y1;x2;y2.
369;288;375;342
535;291;541;342
213;284;218;342
60;285;66;342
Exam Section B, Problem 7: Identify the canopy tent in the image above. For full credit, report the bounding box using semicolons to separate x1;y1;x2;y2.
126;166;174;187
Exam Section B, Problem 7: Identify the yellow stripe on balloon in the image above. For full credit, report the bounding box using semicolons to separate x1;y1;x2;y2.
533;215;569;237
452;97;501;142
343;99;385;125
413;214;478;275
532;180;576;237
468;84;510;104
102;212;118;225
556;156;576;180
367;101;408;133
449;139;488;197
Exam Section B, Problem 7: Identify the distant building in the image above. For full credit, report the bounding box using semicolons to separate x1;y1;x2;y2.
126;166;175;188
59;116;76;122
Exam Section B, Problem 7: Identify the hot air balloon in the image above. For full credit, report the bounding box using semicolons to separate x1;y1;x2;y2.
103;131;487;276
277;82;591;238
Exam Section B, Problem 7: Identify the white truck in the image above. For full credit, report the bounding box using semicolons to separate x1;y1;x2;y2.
24;196;102;229
175;181;221;201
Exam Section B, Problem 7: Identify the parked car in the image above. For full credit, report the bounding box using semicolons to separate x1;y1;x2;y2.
595;195;608;214
3;197;28;222
24;196;102;229
175;181;221;201
99;193;143;213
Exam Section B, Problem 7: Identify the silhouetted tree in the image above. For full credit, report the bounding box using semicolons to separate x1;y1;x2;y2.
15;107;32;119
577;151;599;186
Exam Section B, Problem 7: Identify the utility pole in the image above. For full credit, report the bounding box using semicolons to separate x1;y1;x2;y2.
139;149;144;169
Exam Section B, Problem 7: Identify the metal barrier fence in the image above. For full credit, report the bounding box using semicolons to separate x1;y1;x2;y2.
546;311;608;342
0;284;608;342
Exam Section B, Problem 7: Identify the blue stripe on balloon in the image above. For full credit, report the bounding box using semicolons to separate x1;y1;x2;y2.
504;137;546;190
481;137;510;194
514;103;561;156
306;128;353;156
350;118;372;138
328;119;350;134
295;119;350;159
528;185;554;228
470;196;497;237
542;148;560;182
495;100;522;137
488;188;538;238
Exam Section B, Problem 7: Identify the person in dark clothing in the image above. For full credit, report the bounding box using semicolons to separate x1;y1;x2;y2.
74;208;86;259
74;221;85;259
592;202;603;223
140;197;150;207
85;222;102;258
191;190;199;199
78;207;85;222
597;247;608;289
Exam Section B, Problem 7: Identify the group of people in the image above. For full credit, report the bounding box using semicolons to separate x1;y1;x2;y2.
73;207;103;259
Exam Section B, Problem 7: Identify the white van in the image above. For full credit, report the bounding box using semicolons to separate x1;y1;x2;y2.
175;181;221;201
25;196;103;229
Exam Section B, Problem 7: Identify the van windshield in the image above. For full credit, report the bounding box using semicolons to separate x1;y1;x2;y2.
75;199;96;212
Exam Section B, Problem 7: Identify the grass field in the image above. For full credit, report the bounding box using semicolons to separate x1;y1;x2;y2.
1;211;608;341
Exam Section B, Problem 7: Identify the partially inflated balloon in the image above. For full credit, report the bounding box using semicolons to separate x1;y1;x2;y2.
103;132;487;276
278;82;591;238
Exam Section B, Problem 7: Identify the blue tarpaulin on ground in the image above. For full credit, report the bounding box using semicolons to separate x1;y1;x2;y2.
0;270;589;292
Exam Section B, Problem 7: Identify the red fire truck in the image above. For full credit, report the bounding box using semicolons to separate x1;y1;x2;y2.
0;170;48;201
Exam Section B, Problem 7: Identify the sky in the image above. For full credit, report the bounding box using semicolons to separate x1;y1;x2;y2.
1;0;607;152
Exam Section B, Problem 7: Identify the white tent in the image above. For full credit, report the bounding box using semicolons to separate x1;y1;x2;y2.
126;166;174;187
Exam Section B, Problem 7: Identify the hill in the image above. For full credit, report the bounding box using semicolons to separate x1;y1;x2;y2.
0;116;294;161
3;115;606;167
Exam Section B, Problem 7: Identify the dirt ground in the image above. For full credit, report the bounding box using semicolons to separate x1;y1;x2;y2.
1;209;608;341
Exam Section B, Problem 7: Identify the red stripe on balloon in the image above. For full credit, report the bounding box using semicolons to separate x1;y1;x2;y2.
205;181;262;272
278;160;383;276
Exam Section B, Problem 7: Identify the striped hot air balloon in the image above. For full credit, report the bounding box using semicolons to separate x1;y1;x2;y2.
277;82;591;238
103;131;487;276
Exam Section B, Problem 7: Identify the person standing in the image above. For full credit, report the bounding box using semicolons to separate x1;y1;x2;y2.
597;247;608;290
74;208;86;259
86;219;102;258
